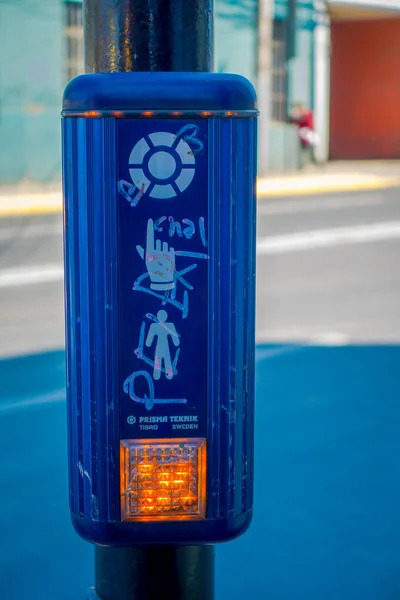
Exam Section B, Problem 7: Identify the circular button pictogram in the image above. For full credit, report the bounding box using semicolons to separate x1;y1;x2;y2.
129;131;195;199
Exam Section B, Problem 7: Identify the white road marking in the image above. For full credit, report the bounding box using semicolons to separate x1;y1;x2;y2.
0;389;65;414
0;264;64;287
307;331;351;346
256;331;351;347
0;222;62;241
257;221;400;255
0;221;400;288
256;343;311;360
257;193;383;216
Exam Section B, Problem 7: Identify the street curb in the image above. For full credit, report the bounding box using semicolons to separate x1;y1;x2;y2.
0;174;400;217
0;194;62;217
257;174;400;198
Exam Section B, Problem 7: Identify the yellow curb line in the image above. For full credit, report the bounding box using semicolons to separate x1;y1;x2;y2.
0;204;63;217
0;177;400;217
257;178;400;198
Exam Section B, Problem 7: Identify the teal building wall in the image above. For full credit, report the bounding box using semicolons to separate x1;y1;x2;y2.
215;0;317;174
215;0;258;85
0;0;64;184
270;0;316;172
0;0;317;184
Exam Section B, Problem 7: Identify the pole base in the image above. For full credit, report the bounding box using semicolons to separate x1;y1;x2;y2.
91;545;215;600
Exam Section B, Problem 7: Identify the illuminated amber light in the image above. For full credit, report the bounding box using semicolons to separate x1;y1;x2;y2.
120;438;206;521
143;111;154;117
83;110;100;117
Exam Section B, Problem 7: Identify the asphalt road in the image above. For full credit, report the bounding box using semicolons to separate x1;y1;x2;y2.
0;186;399;357
256;186;400;344
1;187;400;600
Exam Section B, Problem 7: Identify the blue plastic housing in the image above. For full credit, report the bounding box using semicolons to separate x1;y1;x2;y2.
62;72;257;546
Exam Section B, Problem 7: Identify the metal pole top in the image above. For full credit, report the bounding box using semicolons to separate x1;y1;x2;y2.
84;0;214;74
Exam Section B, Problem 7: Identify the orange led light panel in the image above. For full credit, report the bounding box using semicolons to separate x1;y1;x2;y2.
120;439;206;521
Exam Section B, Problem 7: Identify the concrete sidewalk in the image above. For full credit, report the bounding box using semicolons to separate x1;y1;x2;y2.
258;159;400;197
0;181;62;217
1;161;400;216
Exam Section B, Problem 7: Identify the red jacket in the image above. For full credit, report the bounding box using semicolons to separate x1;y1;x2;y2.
291;110;313;130
290;110;314;147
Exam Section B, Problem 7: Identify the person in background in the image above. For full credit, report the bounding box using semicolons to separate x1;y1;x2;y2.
289;103;317;167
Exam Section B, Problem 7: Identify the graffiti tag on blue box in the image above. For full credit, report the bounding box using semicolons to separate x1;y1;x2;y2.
117;119;208;437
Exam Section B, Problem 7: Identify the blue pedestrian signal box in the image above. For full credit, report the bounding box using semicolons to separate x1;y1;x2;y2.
62;72;258;546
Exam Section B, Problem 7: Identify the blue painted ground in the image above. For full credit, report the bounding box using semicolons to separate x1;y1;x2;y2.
1;344;400;600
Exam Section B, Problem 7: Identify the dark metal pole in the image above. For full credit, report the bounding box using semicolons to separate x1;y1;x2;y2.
94;545;215;600
83;1;214;599
84;0;213;73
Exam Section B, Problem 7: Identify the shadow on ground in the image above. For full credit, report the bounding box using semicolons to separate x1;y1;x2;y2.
1;344;400;600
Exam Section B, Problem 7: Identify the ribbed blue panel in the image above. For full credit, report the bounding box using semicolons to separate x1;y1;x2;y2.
208;117;257;519
62;117;119;522
63;113;256;535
